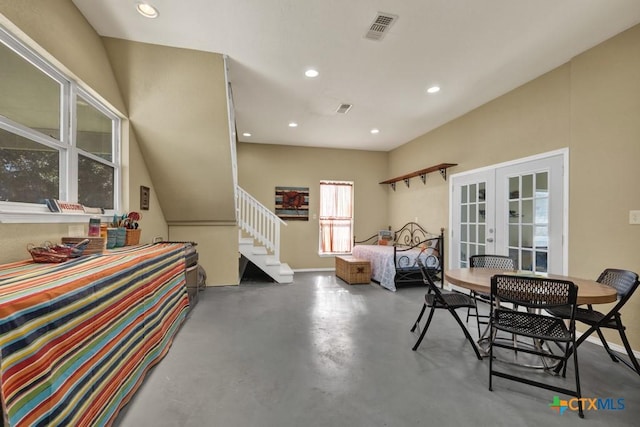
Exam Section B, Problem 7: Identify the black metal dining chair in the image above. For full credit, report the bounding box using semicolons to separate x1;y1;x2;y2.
546;268;640;376
489;274;583;418
410;258;482;360
466;255;516;336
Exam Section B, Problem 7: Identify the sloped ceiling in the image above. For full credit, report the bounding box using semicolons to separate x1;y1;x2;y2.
73;0;640;151
103;38;235;223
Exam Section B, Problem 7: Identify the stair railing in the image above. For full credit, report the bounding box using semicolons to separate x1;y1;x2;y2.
236;186;287;260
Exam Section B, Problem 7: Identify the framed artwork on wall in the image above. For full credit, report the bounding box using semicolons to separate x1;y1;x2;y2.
140;186;150;210
275;186;309;220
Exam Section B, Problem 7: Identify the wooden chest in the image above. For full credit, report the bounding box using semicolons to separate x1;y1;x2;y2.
335;256;371;285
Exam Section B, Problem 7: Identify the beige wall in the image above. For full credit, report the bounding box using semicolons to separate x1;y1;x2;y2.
1;224;69;263
388;25;640;350
102;38;238;285
169;225;238;286
388;63;571;229
102;38;235;224
568;25;640;347
125;127;169;242
237;143;389;270
0;1;168;262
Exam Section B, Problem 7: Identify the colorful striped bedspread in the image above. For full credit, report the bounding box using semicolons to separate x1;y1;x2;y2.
0;243;190;426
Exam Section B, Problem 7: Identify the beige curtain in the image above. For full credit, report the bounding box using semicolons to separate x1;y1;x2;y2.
319;182;353;253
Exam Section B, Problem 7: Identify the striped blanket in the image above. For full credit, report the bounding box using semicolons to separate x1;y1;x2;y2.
0;243;190;426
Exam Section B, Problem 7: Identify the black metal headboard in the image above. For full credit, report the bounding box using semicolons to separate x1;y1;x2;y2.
394;222;431;247
354;223;444;249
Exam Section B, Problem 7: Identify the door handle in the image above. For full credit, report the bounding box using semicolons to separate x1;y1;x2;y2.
486;238;494;242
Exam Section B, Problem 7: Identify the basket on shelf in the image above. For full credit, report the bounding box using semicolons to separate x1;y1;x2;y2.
28;239;90;263
61;237;106;255
125;228;141;246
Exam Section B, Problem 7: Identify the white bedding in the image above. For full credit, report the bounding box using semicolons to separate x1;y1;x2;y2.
351;245;440;291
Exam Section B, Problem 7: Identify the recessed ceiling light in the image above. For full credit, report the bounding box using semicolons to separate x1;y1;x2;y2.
243;132;252;137
427;85;440;94
136;3;159;18
370;128;380;134
288;122;298;128
305;69;319;78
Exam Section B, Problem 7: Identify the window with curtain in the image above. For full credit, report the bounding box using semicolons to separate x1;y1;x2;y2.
319;181;353;254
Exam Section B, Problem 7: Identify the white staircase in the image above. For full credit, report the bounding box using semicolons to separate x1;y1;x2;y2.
237;186;293;283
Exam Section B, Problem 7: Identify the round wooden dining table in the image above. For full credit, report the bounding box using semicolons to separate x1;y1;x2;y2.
445;268;618;305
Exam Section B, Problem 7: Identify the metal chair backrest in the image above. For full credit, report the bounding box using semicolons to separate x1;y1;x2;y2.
416;257;444;296
470;255;515;270
491;274;577;311
597;268;639;300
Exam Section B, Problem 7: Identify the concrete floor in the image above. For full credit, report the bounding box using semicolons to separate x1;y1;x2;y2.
115;272;639;426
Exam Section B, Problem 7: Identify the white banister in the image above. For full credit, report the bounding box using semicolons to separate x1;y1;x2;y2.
236;186;286;260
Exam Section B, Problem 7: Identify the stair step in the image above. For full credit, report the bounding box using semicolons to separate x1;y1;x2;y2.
251;246;268;255
279;263;293;276
265;256;280;266
239;237;253;245
276;263;294;283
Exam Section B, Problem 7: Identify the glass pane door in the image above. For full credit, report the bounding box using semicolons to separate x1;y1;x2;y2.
451;171;494;268
459;182;488;266
495;153;565;274
507;172;549;272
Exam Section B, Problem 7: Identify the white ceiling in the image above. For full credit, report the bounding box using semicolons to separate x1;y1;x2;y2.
72;0;640;152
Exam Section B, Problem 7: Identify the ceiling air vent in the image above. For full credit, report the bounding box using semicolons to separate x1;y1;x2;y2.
336;103;352;114
365;12;398;41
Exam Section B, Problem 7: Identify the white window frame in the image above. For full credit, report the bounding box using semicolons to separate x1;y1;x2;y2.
0;25;121;224
318;180;354;256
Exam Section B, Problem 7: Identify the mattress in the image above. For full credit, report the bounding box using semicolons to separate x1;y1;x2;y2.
351;244;439;291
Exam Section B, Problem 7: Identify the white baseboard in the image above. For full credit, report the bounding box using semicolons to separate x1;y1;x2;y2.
292;268;335;273
580;332;640;360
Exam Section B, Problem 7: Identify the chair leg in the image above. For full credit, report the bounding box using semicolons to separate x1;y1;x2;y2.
554;324;595;375
464;292;486;337
410;303;426;332
412;306;436;351
572;337;584;418
617;323;640;375
448;308;483;360
488;323;494;391
595;327;619;363
473;295;483;338
561;342;570;378
466;291;476;322
476;313;483;338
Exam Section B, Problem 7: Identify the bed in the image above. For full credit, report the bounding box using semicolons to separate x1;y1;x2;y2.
352;222;444;291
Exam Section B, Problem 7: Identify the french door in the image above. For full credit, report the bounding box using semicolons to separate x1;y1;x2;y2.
451;171;495;266
450;151;566;274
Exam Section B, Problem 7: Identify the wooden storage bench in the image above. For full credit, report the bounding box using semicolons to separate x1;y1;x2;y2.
335;256;371;285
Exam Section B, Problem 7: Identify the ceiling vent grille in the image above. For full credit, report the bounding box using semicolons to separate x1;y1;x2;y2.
365;12;398;41
336;103;352;114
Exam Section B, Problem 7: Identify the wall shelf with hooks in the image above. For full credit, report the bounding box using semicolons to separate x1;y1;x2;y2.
380;163;457;191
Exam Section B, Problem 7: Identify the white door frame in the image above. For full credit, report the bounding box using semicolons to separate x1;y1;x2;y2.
448;148;569;274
